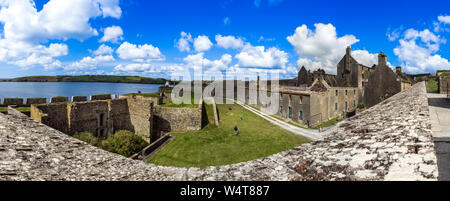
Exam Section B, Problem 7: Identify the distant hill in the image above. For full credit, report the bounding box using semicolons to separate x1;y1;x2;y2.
4;75;169;84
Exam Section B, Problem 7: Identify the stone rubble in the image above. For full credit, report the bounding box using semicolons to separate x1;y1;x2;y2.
0;82;438;181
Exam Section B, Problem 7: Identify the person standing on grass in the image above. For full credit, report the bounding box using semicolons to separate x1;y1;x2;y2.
234;125;239;136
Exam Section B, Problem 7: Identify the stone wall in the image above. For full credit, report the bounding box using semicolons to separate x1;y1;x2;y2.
31;100;129;137
0;82;438;181
363;64;401;108
439;76;450;94
25;98;46;106
67;101;111;136
126;96;156;142
2;98;24;107
153;104;203;133
91;94;114;100
110;99;134;135
30;95;163;143
30;102;69;134
72;96;87;102
51;96;68;103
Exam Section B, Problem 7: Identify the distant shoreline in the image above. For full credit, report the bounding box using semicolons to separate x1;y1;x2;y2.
1;75;171;85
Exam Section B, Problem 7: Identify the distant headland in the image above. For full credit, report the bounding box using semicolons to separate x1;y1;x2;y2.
1;75;170;84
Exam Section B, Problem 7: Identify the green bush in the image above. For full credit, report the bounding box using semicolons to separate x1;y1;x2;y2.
73;130;149;157
73;132;100;146
101;130;149;157
358;103;365;109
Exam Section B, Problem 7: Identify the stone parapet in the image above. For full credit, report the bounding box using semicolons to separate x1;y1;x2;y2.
2;98;24;107
72;96;87;102
51;96;68;103
25;98;46;107
91;94;114;101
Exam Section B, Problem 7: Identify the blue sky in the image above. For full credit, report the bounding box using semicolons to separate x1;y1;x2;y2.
1;0;450;79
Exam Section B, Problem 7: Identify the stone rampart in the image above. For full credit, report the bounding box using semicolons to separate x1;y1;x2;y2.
2;98;24;107
25;98;46;106
153;104;202;133
30;102;69;134
51;96;68;103
91;94;114;100
126;95;155;142
0;82;438;181
72;96;87;102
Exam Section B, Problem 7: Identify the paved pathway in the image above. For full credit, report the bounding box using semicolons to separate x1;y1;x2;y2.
427;93;450;181
228;99;335;141
428;93;450;138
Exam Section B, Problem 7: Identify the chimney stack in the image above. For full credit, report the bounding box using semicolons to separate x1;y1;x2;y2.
346;46;351;56
378;51;387;66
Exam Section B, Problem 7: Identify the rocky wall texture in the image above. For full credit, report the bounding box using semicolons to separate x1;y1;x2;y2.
0;82;438;181
126;96;156;142
91;94;114;101
2;98;24;107
153;105;202;133
51;97;68;103
72;96;87;102
25;98;47;107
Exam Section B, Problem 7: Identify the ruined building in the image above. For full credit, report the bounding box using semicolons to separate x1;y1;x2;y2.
30;94;203;143
260;46;413;127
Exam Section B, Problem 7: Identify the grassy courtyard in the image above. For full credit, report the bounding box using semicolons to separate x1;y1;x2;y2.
147;103;310;168
0;107;30;112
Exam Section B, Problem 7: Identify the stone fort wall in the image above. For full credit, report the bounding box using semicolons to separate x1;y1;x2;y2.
153;104;203;134
29;94;203;143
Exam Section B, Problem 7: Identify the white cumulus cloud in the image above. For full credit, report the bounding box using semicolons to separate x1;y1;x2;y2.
193;35;213;52
92;44;114;55
393;28;450;73
215;35;244;49
0;0;121;69
438;15;450;24
116;42;165;62
235;43;288;68
286;23;360;73
175;31;193;52
114;63;151;72
184;53;232;71
65;55;115;71
99;26;124;43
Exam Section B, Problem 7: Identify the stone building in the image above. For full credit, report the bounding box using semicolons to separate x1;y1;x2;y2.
257;46;414;127
296;66;338;87
30;94;203;143
274;80;359;127
363;52;412;108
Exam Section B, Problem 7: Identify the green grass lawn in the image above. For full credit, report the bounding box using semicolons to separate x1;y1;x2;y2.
122;92;161;98
0;107;29;112
147;103;310;168
427;80;438;93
